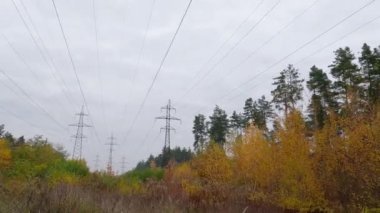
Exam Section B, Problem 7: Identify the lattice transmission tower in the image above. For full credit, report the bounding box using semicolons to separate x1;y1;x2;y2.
120;156;127;174
156;99;181;154
94;154;100;171
70;105;91;160
105;134;117;175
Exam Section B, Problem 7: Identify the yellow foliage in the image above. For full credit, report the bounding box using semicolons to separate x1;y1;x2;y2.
172;163;201;198
232;112;325;209
233;127;276;188
314;109;380;209
189;143;233;204
275;110;325;209
192;143;232;184
118;179;143;194
48;173;81;185
0;139;11;169
173;163;193;179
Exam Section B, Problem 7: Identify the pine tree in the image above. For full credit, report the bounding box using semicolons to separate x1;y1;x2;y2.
192;114;207;152
307;65;335;129
271;64;304;116
329;47;362;107
374;46;380;103
252;100;260;125
255;95;274;130
0;124;4;136
208;105;229;146
243;98;254;127
230;110;243;135
359;43;380;104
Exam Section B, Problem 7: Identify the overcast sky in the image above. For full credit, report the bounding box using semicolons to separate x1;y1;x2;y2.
0;0;379;172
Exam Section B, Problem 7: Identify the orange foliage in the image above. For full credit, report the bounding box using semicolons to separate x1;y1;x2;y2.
275;111;325;209
232;127;276;192
188;143;233;205
171;163;201;201
192;142;232;184
314;108;380;210
0;138;11;169
232;111;325;210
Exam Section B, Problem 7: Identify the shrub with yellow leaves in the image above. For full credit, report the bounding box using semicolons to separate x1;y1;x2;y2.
232;126;277;204
190;142;233;205
232;111;325;210
192;142;232;184
314;107;380;211
0;138;11;170
274;110;325;210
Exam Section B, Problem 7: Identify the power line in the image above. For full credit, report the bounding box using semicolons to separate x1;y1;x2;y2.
294;13;380;66
130;0;156;83
118;0;131;64
0;105;36;128
0;76;64;137
123;0;193;142
207;0;320;88
119;0;156;135
129;120;156;158
144;129;163;155
10;0;77;110
92;0;108;136
129;120;161;161
1;34;39;82
178;0;265;99
215;0;376;104
51;0;101;144
178;0;317;111
0;103;62;137
1;34;73;118
0;68;68;132
178;0;281;101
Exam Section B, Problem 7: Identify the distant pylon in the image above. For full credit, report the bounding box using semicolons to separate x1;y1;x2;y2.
105;134;117;175
70;105;91;160
156;99;181;152
94;154;100;171
120;156;127;174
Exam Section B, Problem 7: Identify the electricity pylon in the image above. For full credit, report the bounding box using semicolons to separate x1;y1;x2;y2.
105;134;117;175
120;156;127;174
156;99;181;165
70;105;91;160
94;154;100;171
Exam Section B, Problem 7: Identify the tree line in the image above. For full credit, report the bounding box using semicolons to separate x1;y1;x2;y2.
135;146;192;169
193;43;380;151
182;43;380;211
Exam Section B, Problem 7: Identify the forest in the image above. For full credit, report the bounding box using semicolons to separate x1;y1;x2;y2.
1;43;380;212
